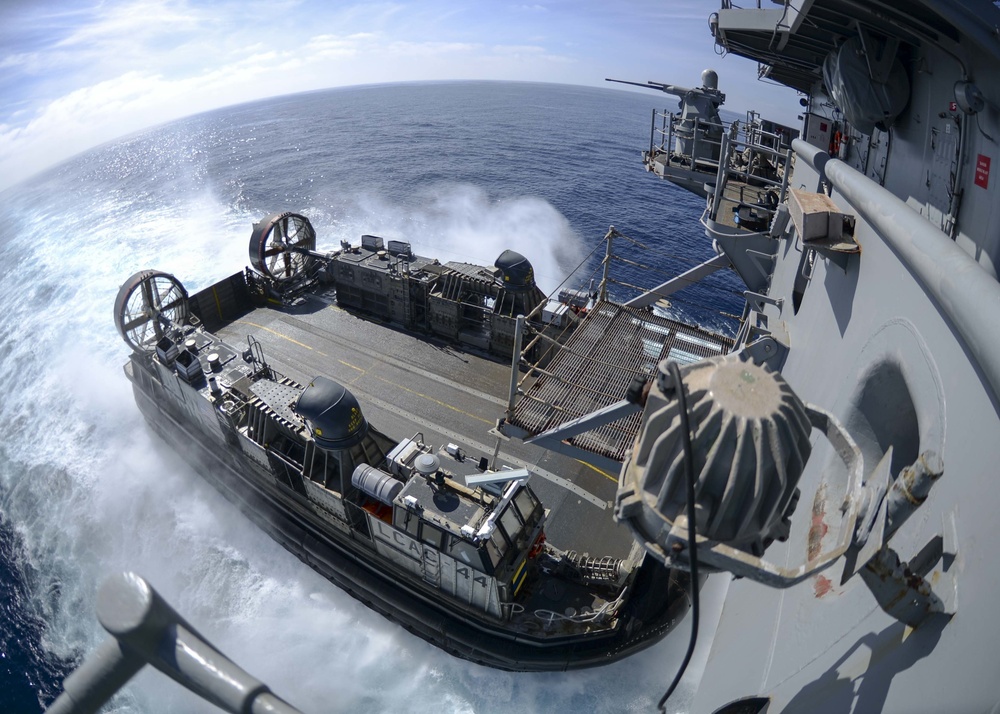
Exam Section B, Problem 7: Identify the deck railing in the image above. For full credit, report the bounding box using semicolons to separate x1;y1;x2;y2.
648;110;726;174
709;133;793;224
647;109;794;225
46;573;304;714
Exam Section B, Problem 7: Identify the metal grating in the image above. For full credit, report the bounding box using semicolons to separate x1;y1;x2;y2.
250;378;305;432
511;300;733;462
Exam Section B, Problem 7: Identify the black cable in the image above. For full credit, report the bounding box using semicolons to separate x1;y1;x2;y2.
657;361;700;712
976;111;996;143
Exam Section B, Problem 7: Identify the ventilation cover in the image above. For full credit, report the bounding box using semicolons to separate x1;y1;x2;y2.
294;377;369;450
616;353;812;561
494;250;536;291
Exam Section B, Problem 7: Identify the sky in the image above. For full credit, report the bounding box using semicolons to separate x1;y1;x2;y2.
0;1;802;193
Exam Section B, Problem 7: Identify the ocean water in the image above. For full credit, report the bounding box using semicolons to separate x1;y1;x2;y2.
0;81;742;714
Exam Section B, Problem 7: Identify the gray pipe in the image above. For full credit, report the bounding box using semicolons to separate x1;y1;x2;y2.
46;572;305;714
792;138;1000;403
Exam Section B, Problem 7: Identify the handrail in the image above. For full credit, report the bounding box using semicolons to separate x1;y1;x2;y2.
46;573;305;714
650;111;726;160
650;110;788;171
792;137;1000;404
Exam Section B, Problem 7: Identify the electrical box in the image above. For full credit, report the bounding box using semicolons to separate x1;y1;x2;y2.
803;113;833;151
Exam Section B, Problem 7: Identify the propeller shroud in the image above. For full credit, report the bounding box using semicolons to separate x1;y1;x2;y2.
113;270;189;353
249;212;317;282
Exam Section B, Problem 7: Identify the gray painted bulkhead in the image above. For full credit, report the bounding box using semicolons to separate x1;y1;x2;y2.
687;4;1000;712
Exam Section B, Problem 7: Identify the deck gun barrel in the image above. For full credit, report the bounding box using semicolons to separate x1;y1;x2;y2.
605;78;694;97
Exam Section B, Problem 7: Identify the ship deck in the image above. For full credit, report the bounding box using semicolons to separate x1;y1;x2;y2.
209;287;636;561
714;176;776;232
647;150;781;232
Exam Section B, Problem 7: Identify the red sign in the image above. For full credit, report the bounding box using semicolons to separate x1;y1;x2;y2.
949;101;958;112
976;154;991;189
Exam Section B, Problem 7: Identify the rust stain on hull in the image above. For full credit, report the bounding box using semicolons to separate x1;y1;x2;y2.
807;481;829;561
808;482;831;597
814;574;833;598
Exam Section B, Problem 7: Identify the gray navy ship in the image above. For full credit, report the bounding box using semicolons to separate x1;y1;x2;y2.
48;1;1000;713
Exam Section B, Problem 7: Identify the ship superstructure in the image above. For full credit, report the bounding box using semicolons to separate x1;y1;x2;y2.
575;1;1000;711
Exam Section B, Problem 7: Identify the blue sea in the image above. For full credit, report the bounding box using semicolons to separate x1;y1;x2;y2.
0;81;743;714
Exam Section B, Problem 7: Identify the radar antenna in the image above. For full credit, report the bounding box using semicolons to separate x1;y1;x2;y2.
249;212;317;282
113;270;189;353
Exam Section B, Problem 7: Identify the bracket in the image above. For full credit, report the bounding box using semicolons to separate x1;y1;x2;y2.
851;451;956;628
742;335;788;371
744;290;783;315
856;25;900;84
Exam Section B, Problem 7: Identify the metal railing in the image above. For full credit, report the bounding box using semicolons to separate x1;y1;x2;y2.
648;110;726;173
46;573;306;714
710;133;793;223
700;113;793;226
647;109;793;223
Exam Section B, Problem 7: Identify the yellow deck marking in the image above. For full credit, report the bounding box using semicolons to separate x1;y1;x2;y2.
338;359;366;373
235;320;326;355
339;359;367;386
576;459;619;484
372;374;493;425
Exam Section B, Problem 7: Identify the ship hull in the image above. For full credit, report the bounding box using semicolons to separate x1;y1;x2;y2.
127;370;690;671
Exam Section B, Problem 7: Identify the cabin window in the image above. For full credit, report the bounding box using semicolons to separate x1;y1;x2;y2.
486;533;507;569
450;539;488;573
404;513;420;538
420;523;446;549
514;488;540;526
500;506;522;546
393;506;420;538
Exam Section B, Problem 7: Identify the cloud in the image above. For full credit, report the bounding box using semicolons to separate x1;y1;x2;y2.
0;20;580;192
53;0;200;48
0;0;802;193
0;51;42;70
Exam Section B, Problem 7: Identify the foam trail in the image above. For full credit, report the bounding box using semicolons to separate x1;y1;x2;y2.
0;184;289;711
307;183;588;294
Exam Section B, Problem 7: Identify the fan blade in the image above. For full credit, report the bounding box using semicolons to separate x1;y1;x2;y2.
122;312;152;332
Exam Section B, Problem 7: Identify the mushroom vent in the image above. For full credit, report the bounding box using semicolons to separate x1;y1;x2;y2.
617;353;812;560
494;250;536;291
414;453;441;477
294;376;369;451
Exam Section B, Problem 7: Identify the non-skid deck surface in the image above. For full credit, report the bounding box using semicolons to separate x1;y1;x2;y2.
214;291;636;560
